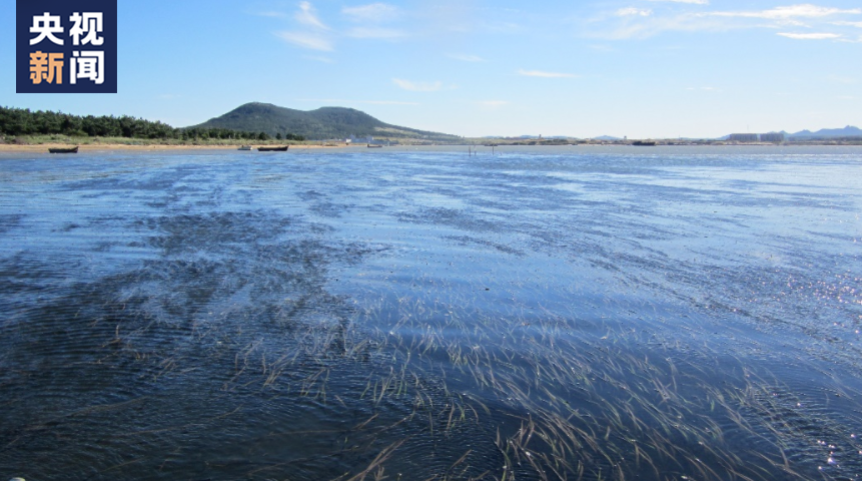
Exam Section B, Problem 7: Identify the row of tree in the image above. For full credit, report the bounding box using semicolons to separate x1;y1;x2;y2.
0;107;305;141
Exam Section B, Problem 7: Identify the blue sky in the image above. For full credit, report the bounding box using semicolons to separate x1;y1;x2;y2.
1;0;860;138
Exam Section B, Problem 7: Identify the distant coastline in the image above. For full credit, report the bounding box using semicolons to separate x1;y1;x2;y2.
2;105;860;149
3;140;861;155
0;138;343;152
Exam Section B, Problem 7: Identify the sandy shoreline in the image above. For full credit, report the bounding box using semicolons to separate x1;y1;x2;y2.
0;143;350;153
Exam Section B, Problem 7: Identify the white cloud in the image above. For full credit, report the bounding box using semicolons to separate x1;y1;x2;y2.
275;31;333;51
589;2;862;40
449;54;486;62
617;8;653;17
275;3;334;51
256;11;288;18
779;19;810;26
343;3;400;22
346;27;405;39
833;21;862;27
709;4;862;20
777;32;841;39
296;1;328;29
518;69;578;78
393;79;443;92
589;12;733;40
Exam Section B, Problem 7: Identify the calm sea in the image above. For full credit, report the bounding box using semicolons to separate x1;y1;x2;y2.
1;146;860;480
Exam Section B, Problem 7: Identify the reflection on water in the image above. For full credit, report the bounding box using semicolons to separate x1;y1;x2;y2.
0;147;861;480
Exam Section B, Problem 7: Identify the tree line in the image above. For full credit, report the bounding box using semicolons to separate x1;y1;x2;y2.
0;106;305;141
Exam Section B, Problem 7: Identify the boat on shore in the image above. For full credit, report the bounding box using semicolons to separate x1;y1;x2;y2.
48;146;79;154
258;146;289;152
238;145;252;151
367;144;383;149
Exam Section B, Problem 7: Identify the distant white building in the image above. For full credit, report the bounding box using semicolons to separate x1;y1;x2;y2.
760;132;785;143
729;133;759;143
346;135;375;144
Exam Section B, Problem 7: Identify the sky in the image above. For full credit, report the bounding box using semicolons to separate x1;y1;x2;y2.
1;0;860;138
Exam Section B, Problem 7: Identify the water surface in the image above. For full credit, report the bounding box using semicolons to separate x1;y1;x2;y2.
1;146;861;480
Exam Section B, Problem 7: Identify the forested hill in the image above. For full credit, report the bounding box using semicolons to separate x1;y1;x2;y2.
0;106;303;141
190;102;460;141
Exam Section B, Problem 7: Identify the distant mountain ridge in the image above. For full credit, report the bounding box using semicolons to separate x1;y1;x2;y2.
190;102;459;141
718;126;861;141
787;125;862;138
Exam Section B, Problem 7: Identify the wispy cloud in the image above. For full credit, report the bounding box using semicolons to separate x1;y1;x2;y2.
393;78;443;92
777;32;841;39
589;12;733;40
275;1;413;52
343;3;400;23
346;27;405;39
276;2;334;52
833;21;862;27
589;3;862;40
617;8;652;17
275;31;333;51
296;1;328;29
518;69;578;78
449;54;486;62
255;11;288;18
708;4;862;20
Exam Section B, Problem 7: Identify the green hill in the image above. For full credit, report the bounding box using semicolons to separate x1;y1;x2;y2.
190;102;460;141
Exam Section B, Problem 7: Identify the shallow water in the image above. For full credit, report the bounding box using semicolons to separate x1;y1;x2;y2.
1;146;861;480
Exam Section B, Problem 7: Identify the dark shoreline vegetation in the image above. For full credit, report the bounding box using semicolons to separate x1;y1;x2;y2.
0;106;306;143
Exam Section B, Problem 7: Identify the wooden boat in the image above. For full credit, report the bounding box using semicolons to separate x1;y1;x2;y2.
238;145;252;151
367;144;383;148
258;146;289;152
49;146;79;154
